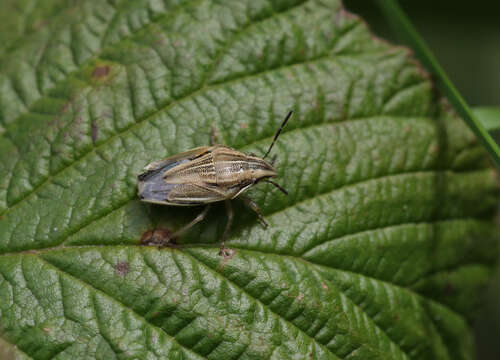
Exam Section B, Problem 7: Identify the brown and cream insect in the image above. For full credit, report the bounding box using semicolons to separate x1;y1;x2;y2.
138;111;293;255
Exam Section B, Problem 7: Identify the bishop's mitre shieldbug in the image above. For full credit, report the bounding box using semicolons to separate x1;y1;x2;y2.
138;111;293;255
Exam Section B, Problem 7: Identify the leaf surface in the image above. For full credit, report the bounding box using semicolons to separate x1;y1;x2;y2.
0;1;498;359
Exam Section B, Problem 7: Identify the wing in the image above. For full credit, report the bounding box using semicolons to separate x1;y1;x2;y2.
165;183;228;206
138;146;214;182
139;181;228;206
138;147;216;205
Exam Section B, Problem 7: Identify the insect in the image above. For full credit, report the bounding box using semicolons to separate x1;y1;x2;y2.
138;111;293;255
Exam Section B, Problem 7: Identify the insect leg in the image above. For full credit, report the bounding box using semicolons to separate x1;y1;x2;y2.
210;126;220;145
240;195;269;229
219;199;234;256
171;205;211;240
270;154;278;166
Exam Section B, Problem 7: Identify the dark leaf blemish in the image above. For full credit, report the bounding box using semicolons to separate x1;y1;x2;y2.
92;65;110;78
115;261;130;277
90;120;98;144
140;228;173;247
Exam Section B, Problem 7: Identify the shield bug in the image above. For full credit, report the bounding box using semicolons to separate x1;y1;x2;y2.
138;111;293;255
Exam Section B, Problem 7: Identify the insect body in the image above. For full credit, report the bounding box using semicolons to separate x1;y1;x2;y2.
138;111;292;255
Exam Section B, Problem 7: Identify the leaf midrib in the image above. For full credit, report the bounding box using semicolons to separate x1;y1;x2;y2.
0;214;485;307
3;131;486;256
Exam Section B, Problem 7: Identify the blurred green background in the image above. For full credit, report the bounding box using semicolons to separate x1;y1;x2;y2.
346;0;500;106
345;1;500;359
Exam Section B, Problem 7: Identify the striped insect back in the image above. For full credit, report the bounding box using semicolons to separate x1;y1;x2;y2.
137;111;293;256
214;148;249;186
213;147;276;191
163;149;216;186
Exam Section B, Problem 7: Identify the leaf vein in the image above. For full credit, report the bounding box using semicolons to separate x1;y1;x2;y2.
2;11;349;216
39;256;205;360
183;251;343;359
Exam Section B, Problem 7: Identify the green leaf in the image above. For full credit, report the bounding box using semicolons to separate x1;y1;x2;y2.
0;0;74;60
0;1;498;359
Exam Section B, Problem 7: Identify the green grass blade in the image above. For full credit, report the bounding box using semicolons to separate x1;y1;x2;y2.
376;0;500;170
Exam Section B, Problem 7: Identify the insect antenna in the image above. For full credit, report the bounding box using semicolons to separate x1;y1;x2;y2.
270;154;278;166
263;110;293;159
265;179;288;195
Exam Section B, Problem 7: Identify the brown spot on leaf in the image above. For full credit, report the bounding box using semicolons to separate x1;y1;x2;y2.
222;248;235;259
141;228;173;247
115;261;130;277
218;248;237;271
91;120;98;144
92;65;110;78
